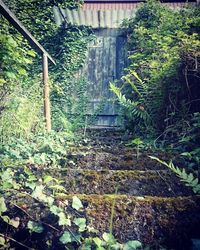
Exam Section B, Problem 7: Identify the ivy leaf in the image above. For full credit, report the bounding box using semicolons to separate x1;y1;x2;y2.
59;231;72;244
93;237;102;247
0;197;7;214
46;197;54;206
50;205;62;215
31;185;44;198
102;233;115;243
58;212;71;226
31;185;47;202
1;215;21;229
25;181;36;190
0;236;5;246
9;217;20;228
0;78;6;86
7;37;17;47
1;215;10;224
27;175;37;182
27;221;44;233
27;50;36;57
72;196;83;211
123;240;142;250
74;217;86;232
6;71;16;79
18;68;27;76
111;243;122;250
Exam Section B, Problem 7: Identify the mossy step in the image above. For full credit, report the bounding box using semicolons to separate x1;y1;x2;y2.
66;149;179;171
84;128;126;137
58;169;192;196
56;194;200;249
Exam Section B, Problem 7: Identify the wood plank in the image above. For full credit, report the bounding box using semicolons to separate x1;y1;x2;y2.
0;0;55;65
43;53;51;132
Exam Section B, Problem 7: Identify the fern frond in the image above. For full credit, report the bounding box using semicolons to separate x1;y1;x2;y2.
122;75;142;97
110;82;121;97
149;156;200;194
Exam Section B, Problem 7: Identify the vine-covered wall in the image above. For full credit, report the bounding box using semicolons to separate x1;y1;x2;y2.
0;0;94;138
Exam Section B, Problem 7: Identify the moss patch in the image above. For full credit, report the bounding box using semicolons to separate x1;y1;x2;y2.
58;194;200;248
58;169;193;196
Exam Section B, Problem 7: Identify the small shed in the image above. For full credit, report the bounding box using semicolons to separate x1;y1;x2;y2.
53;0;197;128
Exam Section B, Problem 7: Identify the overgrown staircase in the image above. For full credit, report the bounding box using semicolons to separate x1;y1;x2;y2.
58;129;200;249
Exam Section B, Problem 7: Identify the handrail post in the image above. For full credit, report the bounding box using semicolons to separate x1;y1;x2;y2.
43;53;51;132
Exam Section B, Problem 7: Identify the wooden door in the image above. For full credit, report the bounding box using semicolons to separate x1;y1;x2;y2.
84;29;127;127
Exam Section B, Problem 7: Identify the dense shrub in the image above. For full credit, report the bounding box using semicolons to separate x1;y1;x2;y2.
111;0;200;140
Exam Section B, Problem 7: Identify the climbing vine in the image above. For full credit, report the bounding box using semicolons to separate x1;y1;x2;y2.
1;0;94;138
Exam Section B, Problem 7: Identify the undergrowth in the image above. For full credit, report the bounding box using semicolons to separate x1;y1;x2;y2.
0;163;142;250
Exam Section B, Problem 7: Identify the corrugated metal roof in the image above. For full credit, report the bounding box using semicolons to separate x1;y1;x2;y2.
82;2;190;10
53;8;137;28
53;2;194;28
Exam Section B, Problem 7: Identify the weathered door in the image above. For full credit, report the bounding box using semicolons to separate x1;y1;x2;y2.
84;28;127;127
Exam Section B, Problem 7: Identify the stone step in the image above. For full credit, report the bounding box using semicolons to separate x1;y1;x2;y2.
80;129;133;146
57;169;193;196
66;149;180;171
84;128;126;137
57;194;200;249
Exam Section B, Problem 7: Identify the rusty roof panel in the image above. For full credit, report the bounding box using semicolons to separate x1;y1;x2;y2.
82;2;191;10
53;2;194;28
83;2;140;10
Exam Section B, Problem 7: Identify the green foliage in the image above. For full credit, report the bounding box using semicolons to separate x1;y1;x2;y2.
0;18;35;90
150;156;200;194
0;77;44;143
48;25;93;130
4;0;82;41
126;137;144;159
60;231;73;244
110;80;150;131
174;112;200;167
1;0;93;140
0;161;142;249
128;138;143;147
81;234;142;250
74;217;87;232
123;241;142;250
112;0;200;138
0;18;41;141
0;198;7;214
72;196;84;211
27;221;44;233
0;131;71;167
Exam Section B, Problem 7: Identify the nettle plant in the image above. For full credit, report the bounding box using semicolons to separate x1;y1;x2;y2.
0;165;142;249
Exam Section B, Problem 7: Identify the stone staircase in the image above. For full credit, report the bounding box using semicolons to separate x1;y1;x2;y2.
62;129;200;249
